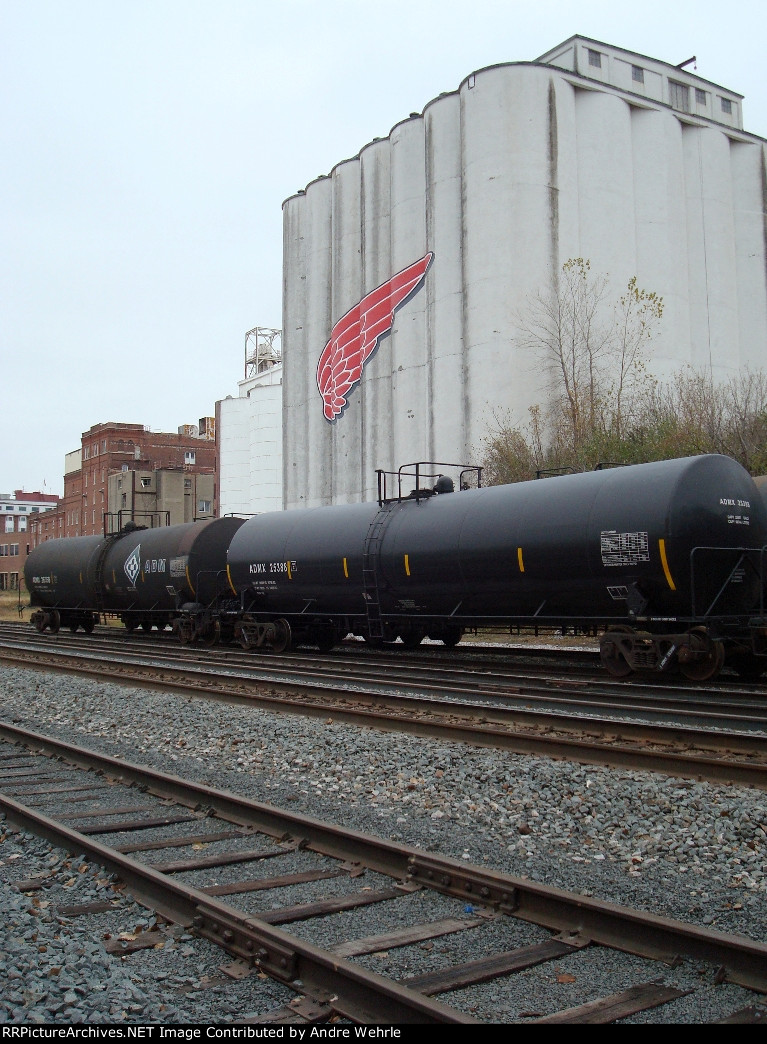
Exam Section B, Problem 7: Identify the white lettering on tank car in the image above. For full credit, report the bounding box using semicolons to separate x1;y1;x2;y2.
249;562;298;575
143;558;167;574
601;531;650;567
170;557;187;578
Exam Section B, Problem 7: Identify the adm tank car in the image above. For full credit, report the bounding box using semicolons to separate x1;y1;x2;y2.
225;454;767;679
26;517;243;636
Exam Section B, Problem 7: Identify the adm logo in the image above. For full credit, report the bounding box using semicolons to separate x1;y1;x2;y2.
316;252;433;422
124;545;141;587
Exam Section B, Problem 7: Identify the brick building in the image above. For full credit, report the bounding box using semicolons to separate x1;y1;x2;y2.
28;420;217;548
0;490;58;590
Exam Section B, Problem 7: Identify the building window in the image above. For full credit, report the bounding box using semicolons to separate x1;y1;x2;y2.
121;493;127;508
669;80;690;113
184;479;192;489
10;544;18;556
141;478;151;488
631;65;644;84
721;97;732;114
198;500;211;514
9;573;18;590
695;88;707;106
184;451;196;465
587;49;601;69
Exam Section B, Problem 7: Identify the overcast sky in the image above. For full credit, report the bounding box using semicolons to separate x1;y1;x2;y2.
3;0;766;496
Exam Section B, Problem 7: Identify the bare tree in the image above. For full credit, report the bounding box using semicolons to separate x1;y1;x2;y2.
513;258;662;464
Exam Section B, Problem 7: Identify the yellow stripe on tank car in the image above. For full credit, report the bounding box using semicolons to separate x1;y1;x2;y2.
517;547;525;573
186;565;195;596
287;561;292;579
226;563;237;595
343;558;349;578
658;538;676;591
404;554;410;577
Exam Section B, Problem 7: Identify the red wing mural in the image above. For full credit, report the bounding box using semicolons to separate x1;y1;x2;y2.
316;252;433;421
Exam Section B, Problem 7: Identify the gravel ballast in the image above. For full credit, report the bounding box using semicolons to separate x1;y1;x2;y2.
1;665;766;1024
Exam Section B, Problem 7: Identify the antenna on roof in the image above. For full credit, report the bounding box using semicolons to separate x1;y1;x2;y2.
676;56;697;70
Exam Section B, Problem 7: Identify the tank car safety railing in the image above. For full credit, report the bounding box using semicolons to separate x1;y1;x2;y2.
534;462;624;479
535;466;575;480
103;511;171;537
375;462;483;506
688;544;766;623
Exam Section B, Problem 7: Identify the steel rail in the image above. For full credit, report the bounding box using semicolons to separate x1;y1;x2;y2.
1;721;767;996
2;644;767;790
0;792;475;1025
5;628;767;729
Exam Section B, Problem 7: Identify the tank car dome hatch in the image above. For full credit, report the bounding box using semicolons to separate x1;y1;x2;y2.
433;476;455;494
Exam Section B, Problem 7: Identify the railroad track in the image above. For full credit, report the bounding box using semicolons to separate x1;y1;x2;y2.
2;722;766;1024
2;628;767;791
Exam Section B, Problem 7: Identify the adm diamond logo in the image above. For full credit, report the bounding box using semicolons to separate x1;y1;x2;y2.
124;545;141;587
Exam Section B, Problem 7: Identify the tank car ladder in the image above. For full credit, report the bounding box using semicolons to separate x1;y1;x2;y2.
362;505;393;640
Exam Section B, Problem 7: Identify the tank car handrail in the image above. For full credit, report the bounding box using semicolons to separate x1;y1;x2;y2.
376;461;482;505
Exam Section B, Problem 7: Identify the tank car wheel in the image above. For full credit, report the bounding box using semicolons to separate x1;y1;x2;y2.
315;626;339;653
82;615;95;634
440;626;463;648
399;628;425;649
271;618;293;654
48;610;60;635
199;620;220;647
176;618;196;646
33;612;46;633
141;621;153;633
678;628;725;682
124;618;136;633
599;634;633;677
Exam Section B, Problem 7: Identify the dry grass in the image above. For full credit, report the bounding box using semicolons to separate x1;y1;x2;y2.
0;589;28;621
